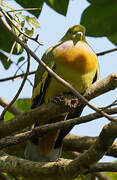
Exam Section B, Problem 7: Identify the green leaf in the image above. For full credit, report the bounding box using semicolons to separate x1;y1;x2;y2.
0;22;15;53
44;0;69;16
17;56;25;64
4;98;31;122
108;32;117;46
15;98;31;111
61;152;72;159
24;28;34;37
81;2;117;37
15;0;69;16
22;16;40;29
105;171;117;180
0;0;12;9
4;111;14;122
0;22;23;54
87;0;114;5
15;0;44;17
0;51;12;69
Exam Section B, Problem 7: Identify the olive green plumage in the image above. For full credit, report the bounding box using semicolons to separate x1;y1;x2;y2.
25;25;99;162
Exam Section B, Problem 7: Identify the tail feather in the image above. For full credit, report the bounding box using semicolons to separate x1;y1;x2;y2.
25;141;62;162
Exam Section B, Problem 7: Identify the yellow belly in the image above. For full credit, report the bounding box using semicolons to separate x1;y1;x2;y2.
45;40;98;103
45;63;97;103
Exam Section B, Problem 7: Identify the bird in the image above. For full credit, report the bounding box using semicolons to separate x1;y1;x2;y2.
25;25;99;162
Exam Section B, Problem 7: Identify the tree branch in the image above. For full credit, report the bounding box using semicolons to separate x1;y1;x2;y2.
0;121;116;179
63;134;117;158
0;120;117;180
0;72;117;138
7;8;40;13
90;162;117;173
0;71;36;82
0;107;117;152
0;151;70;180
0;97;23;115
65;122;117;179
97;48;117;56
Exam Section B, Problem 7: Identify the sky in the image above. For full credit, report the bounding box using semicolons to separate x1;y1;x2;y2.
0;0;117;162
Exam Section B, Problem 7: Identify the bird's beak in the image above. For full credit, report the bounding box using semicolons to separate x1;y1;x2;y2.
76;31;83;40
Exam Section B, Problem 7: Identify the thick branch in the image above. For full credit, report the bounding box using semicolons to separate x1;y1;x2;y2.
84;72;117;101
63;134;117;158
90;162;117;172
0;150;116;180
0;151;70;180
0;107;117;155
65;122;117;179
0;122;117;179
0;102;66;138
0;73;116;138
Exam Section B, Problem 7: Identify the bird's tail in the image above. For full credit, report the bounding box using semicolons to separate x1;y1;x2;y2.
25;140;62;162
25;115;65;162
25;105;85;162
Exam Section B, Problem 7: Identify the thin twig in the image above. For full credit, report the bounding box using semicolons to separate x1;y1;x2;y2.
14;61;27;76
0;71;36;82
0;52;30;120
13;61;33;87
7;8;41;13
7;41;16;61
97;48;117;56
1;8;43;46
0;9;116;122
100;99;117;110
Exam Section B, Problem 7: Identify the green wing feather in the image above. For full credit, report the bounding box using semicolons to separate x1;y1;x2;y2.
32;46;55;107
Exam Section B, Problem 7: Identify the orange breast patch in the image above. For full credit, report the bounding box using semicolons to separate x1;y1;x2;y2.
54;41;98;73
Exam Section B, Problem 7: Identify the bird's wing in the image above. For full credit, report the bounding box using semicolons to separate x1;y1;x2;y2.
31;46;55;108
29;45;65;160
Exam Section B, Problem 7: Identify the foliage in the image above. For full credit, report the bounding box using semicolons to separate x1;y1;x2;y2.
15;0;69;17
81;1;117;45
0;0;40;69
105;171;117;180
4;98;31;122
0;0;117;70
0;51;12;69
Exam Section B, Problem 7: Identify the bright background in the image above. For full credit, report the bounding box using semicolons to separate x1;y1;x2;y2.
0;0;117;162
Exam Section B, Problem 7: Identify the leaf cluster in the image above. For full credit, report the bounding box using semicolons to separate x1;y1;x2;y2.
81;0;117;45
